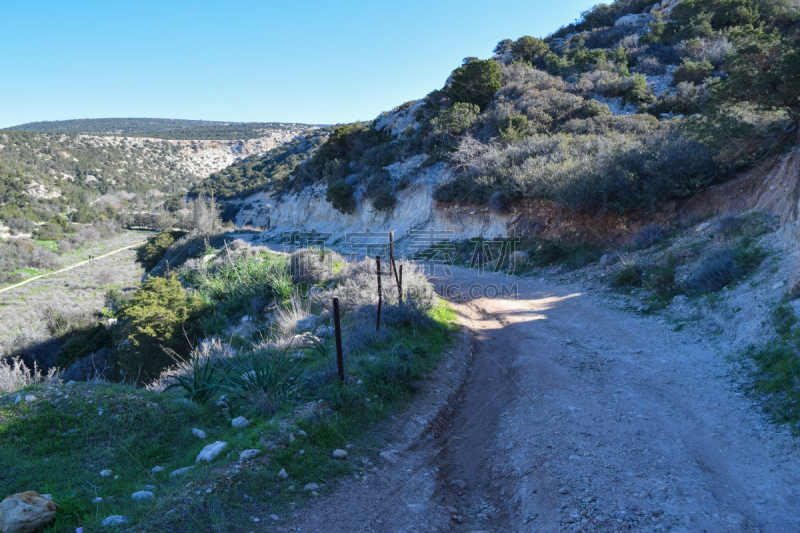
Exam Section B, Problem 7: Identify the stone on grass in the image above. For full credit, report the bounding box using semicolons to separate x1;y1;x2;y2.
295;315;319;331
239;449;262;461
191;428;207;439
332;449;348;460
143;485;155;491
92;497;102;504
151;466;164;473
169;466;193;478
23;396;35;403
303;483;319;491
0;491;58;533
131;491;153;502
100;470;112;477
231;416;250;428
101;516;129;526
196;441;227;463
277;469;288;479
270;514;280;521
13;396;20;404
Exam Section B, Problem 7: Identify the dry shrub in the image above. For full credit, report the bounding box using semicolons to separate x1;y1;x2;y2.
0;356;60;393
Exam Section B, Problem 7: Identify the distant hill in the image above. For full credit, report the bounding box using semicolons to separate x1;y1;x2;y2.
8;118;314;140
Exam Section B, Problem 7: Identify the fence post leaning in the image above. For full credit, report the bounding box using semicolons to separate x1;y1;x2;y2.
376;255;382;331
333;297;344;381
389;232;402;304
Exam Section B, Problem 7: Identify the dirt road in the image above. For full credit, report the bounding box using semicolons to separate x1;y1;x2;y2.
283;266;800;532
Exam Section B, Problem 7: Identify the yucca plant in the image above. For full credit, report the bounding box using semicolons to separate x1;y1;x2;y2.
165;350;224;404
223;350;305;415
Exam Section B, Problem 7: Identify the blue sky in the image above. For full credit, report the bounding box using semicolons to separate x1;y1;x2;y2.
0;0;597;128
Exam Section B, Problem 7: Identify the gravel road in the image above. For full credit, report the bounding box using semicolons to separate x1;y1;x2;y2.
282;266;800;533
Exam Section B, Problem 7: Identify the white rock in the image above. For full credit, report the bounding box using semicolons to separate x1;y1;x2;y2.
151;466;165;473
297;430;308;437
13;395;21;404
277;468;289;479
315;325;334;338
169;466;194;478
65;381;76;387
332;449;348;459
509;251;530;264
695;222;711;233
380;450;399;463
191;428;207;439
231;416;250;428
131;491;154;501
407;503;430;517
303;483;319;491
296;314;319;331
92;497;103;503
241;315;251;323
24;395;36;402
270;514;280;521
100;470;112;477
239;449;262;461
0;492;58;533
101;516;129;526
196;441;227;463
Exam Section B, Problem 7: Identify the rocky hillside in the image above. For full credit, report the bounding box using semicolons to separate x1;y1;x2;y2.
8;117;311;140
0;123;313;222
217;0;798;244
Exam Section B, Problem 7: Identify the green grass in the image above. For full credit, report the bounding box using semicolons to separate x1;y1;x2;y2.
0;299;458;532
34;239;58;251
743;303;800;434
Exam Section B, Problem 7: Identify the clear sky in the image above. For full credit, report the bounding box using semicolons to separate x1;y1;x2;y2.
0;0;598;128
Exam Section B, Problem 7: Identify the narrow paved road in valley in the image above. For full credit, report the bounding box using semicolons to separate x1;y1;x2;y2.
283;266;800;533
0;241;146;294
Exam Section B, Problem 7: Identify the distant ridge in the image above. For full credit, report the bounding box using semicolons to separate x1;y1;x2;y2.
7;118;315;140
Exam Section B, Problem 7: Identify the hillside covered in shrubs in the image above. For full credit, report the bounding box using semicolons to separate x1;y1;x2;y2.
203;0;799;220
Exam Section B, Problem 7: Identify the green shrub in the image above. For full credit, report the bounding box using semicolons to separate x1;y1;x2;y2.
55;324;113;369
113;274;204;381
771;304;797;337
611;261;644;288
634;225;664;248
446;59;502;111
672;59;714;85
325;180;356;215
136;230;187;270
435;102;480;136
366;176;397;213
499;114;529;142
33;223;64;241
644;259;679;298
687;249;739;292
670;0;760;33
434;130;722;212
510;36;549;64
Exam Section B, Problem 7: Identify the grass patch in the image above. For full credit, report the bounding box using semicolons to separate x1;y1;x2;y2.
1;298;457;532
743;303;800;434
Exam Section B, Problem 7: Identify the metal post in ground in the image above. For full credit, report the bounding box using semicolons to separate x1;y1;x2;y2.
389;232;402;304
333;297;344;381
376;255;382;331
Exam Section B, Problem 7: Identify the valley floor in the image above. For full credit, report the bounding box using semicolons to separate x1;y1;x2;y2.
278;266;800;533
